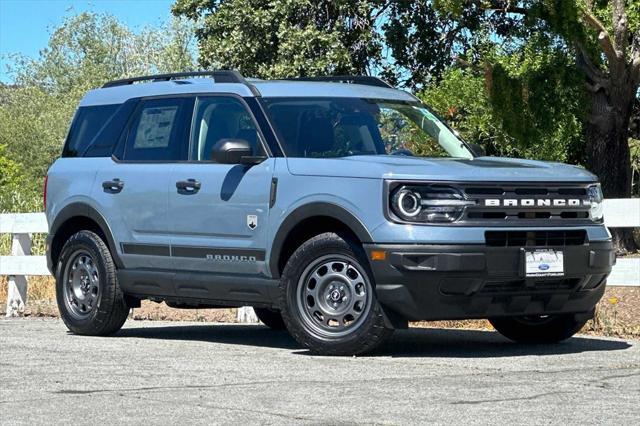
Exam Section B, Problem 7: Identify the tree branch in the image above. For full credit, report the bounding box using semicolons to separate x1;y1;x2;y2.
483;7;528;15
582;9;622;67
468;0;527;16
373;0;393;20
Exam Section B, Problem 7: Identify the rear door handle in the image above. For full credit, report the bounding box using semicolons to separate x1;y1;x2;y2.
176;179;201;194
102;178;124;194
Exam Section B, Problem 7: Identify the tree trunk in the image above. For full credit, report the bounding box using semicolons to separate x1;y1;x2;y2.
585;78;638;253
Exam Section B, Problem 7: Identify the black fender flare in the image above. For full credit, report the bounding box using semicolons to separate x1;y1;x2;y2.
48;202;123;269
268;202;373;278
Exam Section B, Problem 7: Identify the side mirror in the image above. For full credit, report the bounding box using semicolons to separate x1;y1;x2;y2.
469;143;486;157
210;138;265;165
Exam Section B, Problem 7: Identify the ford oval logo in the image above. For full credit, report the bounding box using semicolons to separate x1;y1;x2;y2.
538;264;550;271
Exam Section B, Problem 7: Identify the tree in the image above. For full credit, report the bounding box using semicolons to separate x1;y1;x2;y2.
0;143;38;213
420;43;586;164
391;0;640;251
172;0;384;78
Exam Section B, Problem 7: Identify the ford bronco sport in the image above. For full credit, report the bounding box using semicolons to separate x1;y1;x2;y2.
45;71;614;355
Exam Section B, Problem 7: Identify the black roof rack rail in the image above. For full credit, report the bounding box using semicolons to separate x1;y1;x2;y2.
286;75;393;89
101;70;259;95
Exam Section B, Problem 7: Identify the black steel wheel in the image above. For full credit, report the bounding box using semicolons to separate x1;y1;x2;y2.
279;232;393;355
55;230;129;336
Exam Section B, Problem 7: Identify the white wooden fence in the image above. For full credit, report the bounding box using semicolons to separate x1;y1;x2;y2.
1;198;639;318
1;213;48;317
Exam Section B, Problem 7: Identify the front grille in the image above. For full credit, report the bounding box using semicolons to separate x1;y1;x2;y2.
457;183;594;226
485;230;587;247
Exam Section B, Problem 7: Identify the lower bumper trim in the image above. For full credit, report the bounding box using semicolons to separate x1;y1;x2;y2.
366;241;614;321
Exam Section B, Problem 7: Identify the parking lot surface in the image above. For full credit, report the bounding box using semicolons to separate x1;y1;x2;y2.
1;318;638;425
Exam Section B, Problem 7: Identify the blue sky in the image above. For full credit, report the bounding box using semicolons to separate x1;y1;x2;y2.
0;0;175;82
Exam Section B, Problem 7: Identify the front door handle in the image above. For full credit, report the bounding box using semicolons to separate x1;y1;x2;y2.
102;178;124;194
176;179;201;195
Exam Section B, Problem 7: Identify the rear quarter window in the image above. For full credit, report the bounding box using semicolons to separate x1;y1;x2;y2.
62;104;120;157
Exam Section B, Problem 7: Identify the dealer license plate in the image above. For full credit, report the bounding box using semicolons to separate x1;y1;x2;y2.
525;249;564;277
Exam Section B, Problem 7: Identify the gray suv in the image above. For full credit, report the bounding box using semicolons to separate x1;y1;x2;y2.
45;71;614;355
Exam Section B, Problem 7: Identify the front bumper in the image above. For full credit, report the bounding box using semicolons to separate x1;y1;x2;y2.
365;241;615;321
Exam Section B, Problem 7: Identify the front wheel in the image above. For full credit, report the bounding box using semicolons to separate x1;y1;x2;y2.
279;232;393;355
489;314;590;344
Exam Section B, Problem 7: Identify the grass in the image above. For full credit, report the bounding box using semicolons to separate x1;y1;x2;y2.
0;275;55;300
582;294;640;338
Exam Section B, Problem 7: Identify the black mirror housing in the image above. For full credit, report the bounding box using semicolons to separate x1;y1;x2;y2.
210;138;265;165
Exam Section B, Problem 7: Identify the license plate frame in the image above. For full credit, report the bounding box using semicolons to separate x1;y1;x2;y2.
524;249;564;277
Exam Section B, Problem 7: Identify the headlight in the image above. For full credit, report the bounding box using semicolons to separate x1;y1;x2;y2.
587;183;604;221
390;184;474;223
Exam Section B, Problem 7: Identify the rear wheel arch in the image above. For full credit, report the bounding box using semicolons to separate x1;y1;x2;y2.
269;202;373;278
50;203;122;269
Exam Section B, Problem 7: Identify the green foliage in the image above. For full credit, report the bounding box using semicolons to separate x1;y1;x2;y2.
0;12;196;213
172;0;381;78
485;35;586;163
0;144;21;197
381;1;465;87
420;45;585;165
0;143;40;213
420;68;518;156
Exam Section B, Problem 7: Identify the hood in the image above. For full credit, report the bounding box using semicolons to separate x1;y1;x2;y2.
286;155;598;182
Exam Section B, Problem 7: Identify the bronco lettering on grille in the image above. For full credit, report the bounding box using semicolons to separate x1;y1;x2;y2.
484;199;590;207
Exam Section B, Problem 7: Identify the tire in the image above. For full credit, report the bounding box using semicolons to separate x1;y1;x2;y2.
55;230;129;336
254;307;287;330
278;232;393;356
489;314;589;344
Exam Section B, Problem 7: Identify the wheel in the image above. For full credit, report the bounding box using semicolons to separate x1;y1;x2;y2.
253;307;286;330
55;230;129;336
278;232;393;355
489;314;589;344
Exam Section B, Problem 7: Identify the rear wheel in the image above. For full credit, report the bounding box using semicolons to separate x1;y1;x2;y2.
55;230;129;336
489;314;589;344
279;232;393;355
254;307;286;330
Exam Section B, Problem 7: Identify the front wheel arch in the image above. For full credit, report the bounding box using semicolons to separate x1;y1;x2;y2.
268;202;373;278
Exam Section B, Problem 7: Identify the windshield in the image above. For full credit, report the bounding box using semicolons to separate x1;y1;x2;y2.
260;97;473;159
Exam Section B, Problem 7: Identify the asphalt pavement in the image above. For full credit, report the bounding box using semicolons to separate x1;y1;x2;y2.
1;318;638;425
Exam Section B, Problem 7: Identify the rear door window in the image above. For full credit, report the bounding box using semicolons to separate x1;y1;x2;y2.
122;98;193;162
